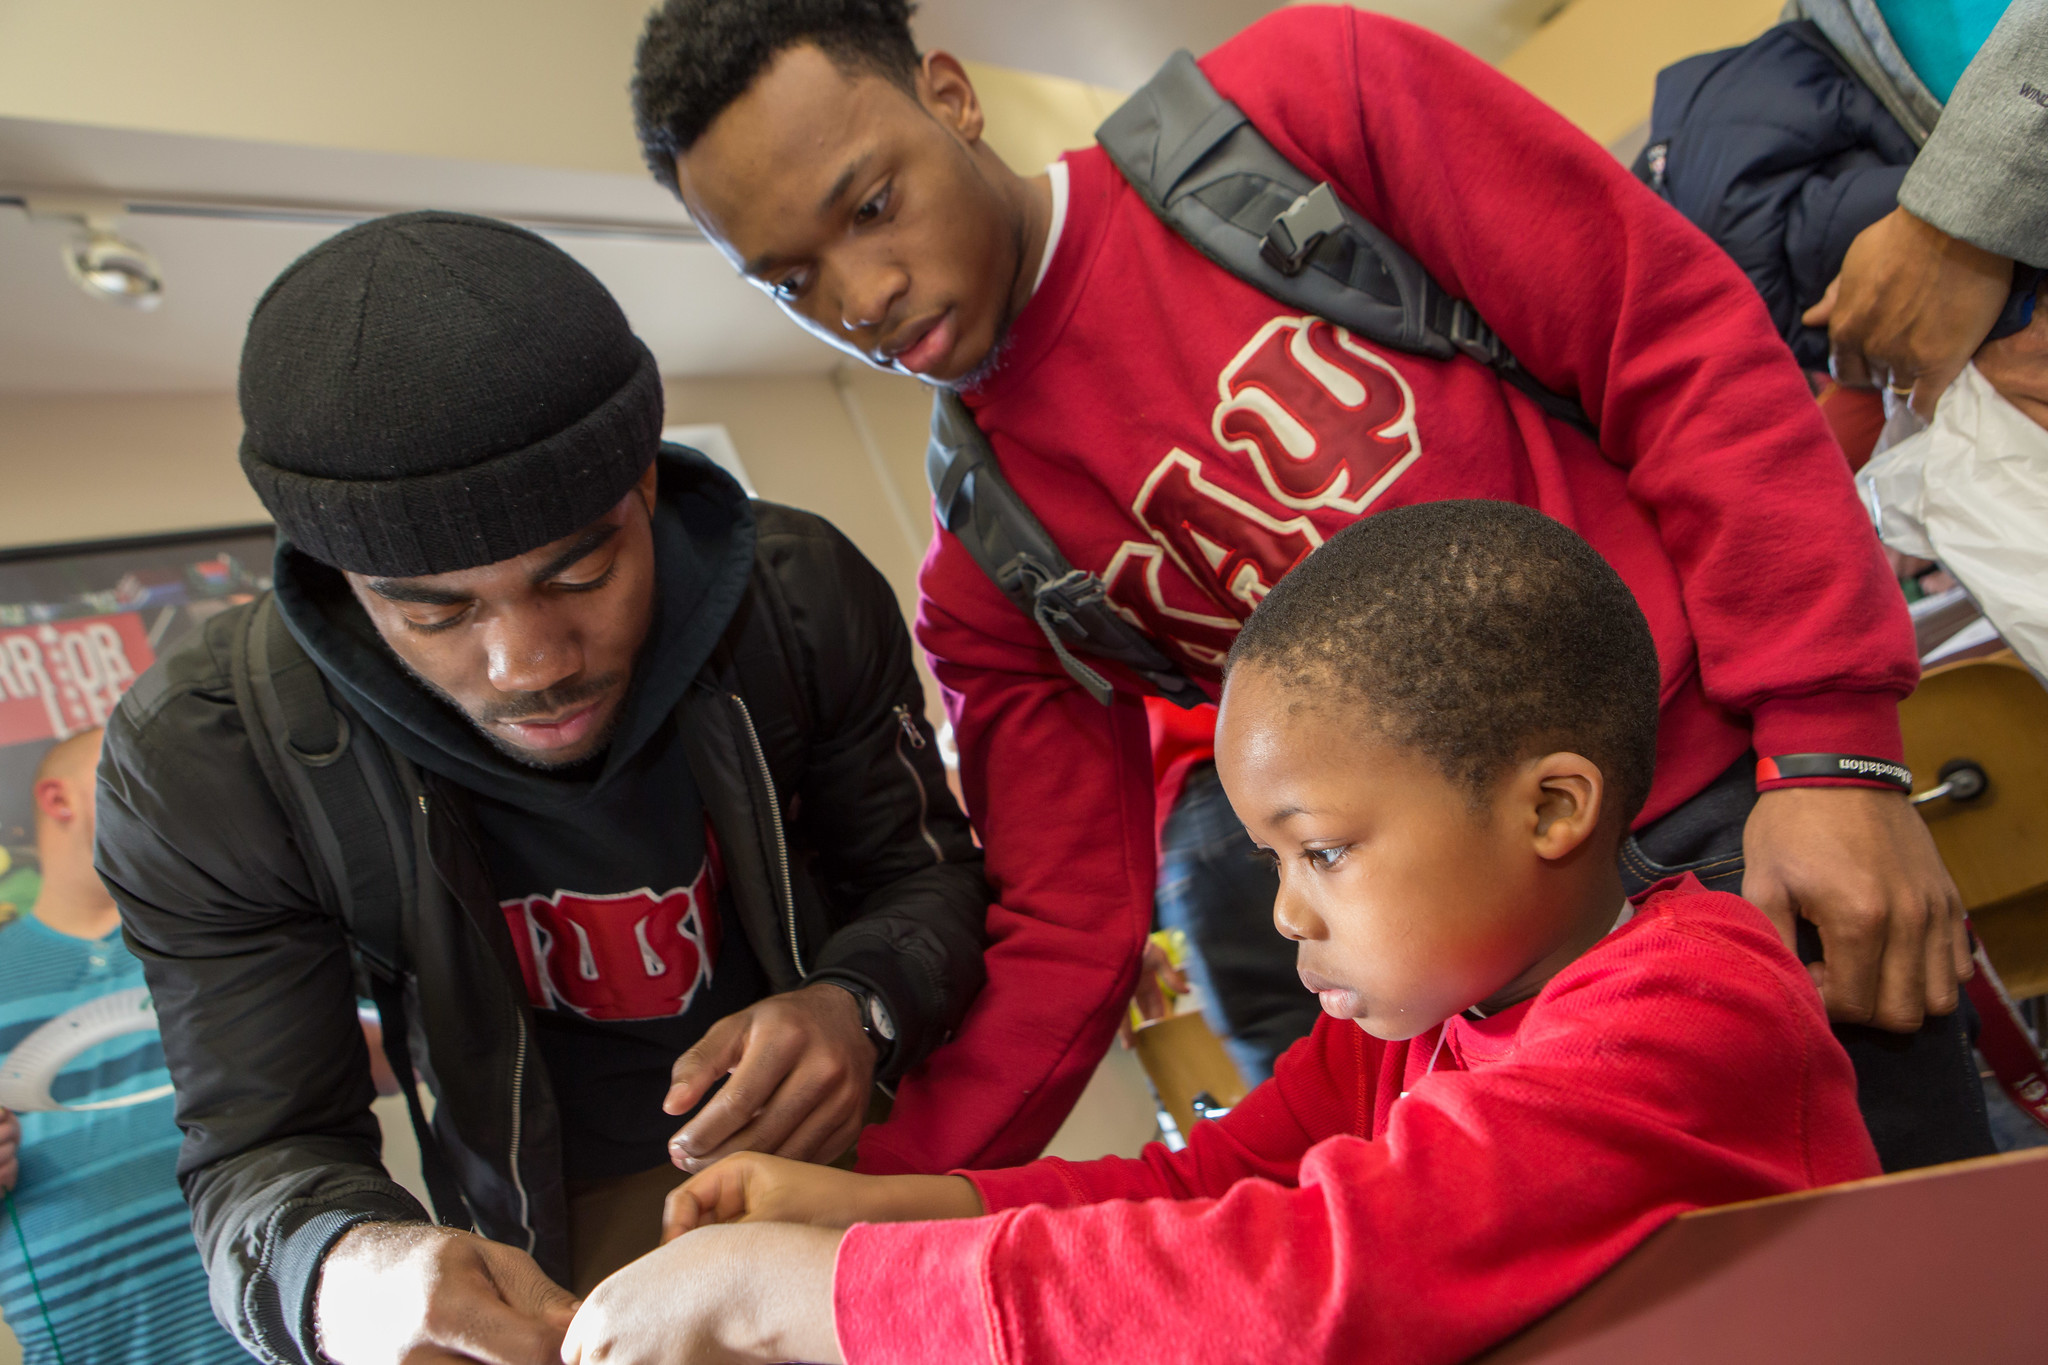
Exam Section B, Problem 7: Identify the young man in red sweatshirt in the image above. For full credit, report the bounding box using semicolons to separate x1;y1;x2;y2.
631;0;1990;1176
561;501;1883;1365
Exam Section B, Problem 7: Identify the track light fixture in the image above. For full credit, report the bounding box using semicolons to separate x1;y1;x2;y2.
19;196;165;310
63;216;164;309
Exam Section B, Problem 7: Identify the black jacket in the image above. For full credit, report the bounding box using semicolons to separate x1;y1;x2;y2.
97;495;989;1365
1639;21;1919;371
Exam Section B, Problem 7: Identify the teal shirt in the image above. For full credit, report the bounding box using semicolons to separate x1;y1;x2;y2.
0;915;247;1364
1875;0;2011;101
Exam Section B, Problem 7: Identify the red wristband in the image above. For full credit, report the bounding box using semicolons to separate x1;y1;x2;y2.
1756;753;1912;793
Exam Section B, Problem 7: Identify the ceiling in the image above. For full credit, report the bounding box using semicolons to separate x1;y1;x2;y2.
0;0;1554;397
918;0;1562;89
0;117;839;394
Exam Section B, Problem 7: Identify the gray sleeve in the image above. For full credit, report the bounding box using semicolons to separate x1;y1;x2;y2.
1898;0;2048;264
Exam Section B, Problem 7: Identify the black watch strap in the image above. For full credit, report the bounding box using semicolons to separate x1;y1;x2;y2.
818;978;897;1064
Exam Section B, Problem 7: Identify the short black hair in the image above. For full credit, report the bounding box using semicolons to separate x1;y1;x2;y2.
1228;500;1662;825
633;0;922;195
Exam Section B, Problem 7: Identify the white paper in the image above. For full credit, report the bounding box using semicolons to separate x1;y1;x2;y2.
1858;365;2048;679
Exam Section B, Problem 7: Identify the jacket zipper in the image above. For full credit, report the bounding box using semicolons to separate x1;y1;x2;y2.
420;788;536;1253
891;704;945;863
506;1009;534;1252
730;694;805;978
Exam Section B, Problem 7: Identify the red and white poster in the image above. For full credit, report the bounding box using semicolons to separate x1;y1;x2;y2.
0;614;155;746
0;527;275;923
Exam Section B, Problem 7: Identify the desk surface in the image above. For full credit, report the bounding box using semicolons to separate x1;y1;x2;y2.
1476;1147;2048;1364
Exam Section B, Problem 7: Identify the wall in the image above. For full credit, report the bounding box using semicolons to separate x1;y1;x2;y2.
0;0;657;176
0;391;263;549
0;2;1123;187
0;372;937;589
1497;0;1789;146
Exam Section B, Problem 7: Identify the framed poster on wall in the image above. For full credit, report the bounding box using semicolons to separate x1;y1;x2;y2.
0;524;276;923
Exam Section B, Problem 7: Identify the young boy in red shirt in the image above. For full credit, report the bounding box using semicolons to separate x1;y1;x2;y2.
633;0;1986;1178
561;502;1882;1365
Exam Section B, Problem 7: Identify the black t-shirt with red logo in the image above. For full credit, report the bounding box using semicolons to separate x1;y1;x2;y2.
471;714;769;1179
277;451;770;1181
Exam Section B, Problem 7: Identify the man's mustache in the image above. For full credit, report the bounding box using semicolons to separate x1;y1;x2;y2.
473;672;623;724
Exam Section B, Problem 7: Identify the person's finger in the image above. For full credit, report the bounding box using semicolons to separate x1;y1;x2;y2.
664;1014;750;1118
1737;866;1798;953
771;1085;864;1166
1801;277;1840;328
1922;894;1962;1019
665;1157;758;1240
1832;344;1876;390
483;1245;582;1334
1953;903;1976;984
430;1287;572;1365
1909;357;1967;421
671;1024;804;1165
663;1186;707;1243
684;1054;844;1171
1869;892;1930;1033
1814;885;1898;1028
1132;969;1168;1023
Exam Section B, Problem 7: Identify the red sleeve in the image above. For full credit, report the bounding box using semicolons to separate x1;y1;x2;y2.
1202;8;1915;772
854;526;1163;1173
833;899;1880;1365
964;1015;1379;1211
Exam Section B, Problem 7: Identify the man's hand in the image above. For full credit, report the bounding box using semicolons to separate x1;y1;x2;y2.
0;1108;19;1192
1973;295;2048;430
560;1223;844;1365
664;984;875;1175
1804;207;2015;417
663;1151;982;1242
314;1222;577;1365
1742;786;1971;1032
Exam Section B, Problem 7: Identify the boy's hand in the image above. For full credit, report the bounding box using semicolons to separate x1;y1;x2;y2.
664;1152;982;1242
0;1108;19;1191
1742;786;1970;1032
315;1222;577;1365
664;984;874;1174
560;1223;844;1365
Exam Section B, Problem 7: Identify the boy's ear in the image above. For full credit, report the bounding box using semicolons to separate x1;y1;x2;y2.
919;52;986;145
1525;752;1606;862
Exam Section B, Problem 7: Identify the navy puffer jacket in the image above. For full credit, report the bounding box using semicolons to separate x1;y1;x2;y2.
1638;21;1917;370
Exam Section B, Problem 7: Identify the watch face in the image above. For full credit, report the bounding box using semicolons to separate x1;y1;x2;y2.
866;994;898;1042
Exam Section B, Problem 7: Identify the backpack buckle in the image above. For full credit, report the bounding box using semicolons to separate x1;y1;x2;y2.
1018;563;1109;634
1260;183;1346;276
1444;298;1505;366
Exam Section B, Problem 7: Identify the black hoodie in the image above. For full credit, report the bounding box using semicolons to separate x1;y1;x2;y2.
276;448;771;1177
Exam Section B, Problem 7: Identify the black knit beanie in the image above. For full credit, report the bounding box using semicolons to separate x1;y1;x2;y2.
238;211;663;576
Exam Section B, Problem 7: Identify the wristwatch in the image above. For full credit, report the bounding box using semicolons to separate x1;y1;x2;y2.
820;979;897;1065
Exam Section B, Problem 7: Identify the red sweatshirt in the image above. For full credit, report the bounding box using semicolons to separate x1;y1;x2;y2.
860;7;1917;1174
835;880;1881;1365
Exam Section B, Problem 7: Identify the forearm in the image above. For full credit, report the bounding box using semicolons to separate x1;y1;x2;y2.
865;591;1160;1172
190;1143;427;1365
809;862;989;1081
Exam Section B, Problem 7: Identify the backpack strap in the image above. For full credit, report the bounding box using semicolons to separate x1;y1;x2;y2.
1096;50;1595;436
927;393;1208;709
228;595;472;1230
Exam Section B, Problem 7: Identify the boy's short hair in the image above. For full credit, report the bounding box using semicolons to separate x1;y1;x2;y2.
633;0;922;194
1229;500;1662;825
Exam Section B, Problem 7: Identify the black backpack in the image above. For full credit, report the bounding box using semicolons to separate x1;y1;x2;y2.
927;51;1593;707
227;596;472;1228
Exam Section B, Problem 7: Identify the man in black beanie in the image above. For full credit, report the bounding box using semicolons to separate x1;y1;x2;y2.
95;211;991;1365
